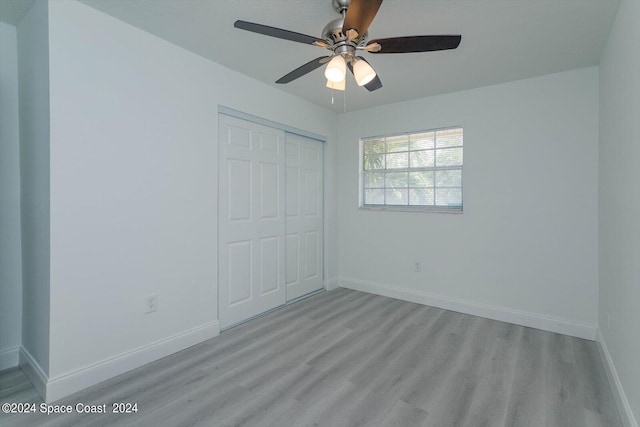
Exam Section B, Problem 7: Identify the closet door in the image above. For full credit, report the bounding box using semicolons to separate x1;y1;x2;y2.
285;133;324;301
219;114;285;329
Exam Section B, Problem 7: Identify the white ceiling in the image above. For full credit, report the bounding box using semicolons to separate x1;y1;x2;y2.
5;0;621;112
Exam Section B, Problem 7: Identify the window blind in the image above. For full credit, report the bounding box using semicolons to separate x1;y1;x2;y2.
361;127;463;211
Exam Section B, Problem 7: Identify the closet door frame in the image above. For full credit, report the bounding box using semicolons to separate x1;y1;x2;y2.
218;108;325;329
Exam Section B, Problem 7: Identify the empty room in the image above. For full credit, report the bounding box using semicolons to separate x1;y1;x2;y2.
0;0;638;425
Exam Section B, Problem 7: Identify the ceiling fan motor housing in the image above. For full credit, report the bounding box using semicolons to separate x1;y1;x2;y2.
322;17;367;59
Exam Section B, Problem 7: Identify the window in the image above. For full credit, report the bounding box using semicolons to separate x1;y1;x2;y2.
360;127;463;212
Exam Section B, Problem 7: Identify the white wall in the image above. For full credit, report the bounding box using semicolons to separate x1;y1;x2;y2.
45;0;336;400
17;0;50;376
337;67;600;338
599;0;640;425
0;21;23;370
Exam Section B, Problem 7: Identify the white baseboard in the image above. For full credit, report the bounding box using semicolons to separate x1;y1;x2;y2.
324;277;339;291
596;328;638;427
0;346;20;371
339;278;597;340
45;320;219;403
19;347;48;401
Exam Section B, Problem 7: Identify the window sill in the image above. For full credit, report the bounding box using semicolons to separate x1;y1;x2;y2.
359;205;463;214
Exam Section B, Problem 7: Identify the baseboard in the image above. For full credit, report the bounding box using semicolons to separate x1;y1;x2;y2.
324;277;339;291
45;320;220;403
19;347;48;401
596;328;639;427
339;278;597;340
0;346;20;371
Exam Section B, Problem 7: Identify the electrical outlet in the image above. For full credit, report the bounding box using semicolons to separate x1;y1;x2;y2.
414;262;422;272
145;294;158;314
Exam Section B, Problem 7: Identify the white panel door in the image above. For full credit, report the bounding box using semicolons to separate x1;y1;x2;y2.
219;114;286;329
285;133;324;301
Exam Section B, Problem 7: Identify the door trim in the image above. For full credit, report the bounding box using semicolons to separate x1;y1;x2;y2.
218;106;326;143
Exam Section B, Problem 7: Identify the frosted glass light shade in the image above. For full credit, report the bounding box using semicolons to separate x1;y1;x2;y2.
353;59;376;86
326;79;345;91
324;55;346;83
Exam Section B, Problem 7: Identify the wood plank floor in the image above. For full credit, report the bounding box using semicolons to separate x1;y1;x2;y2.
0;288;621;426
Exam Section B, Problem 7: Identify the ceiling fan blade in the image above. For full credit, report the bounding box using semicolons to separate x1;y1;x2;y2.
368;35;461;53
276;56;332;84
234;20;325;46
348;57;383;92
342;0;383;39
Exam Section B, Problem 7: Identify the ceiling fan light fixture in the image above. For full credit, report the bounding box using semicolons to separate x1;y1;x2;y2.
324;55;346;83
326;78;346;91
353;59;376;86
234;0;462;95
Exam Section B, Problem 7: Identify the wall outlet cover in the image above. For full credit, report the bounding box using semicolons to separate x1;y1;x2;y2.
145;295;158;313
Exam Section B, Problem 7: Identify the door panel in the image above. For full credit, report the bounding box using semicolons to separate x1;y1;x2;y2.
304;169;320;215
227;159;251;221
219;114;286;328
285;233;299;285
260;132;279;152
227;240;252;306
285;166;299;216
285;133;324;301
259;236;280;295
259;162;279;219
228;126;251;148
304;231;320;279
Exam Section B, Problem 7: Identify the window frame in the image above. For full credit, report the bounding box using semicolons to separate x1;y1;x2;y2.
358;126;464;213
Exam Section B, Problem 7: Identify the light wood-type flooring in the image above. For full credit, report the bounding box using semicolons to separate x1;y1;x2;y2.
0;288;621;426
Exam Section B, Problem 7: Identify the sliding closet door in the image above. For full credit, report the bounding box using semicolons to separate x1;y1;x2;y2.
285;133;324;301
218;114;286;329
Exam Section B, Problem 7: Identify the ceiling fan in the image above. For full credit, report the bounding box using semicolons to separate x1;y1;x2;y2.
234;0;461;92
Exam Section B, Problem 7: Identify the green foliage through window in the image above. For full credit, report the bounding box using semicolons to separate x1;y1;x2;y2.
361;127;463;211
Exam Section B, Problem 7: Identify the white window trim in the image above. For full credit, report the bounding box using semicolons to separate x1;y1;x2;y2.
358;126;464;213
